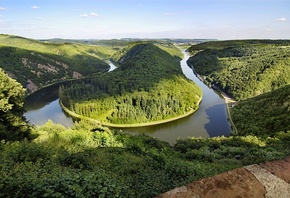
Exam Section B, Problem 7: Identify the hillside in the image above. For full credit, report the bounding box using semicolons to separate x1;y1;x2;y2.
232;84;290;136
60;42;202;125
0;34;112;93
187;40;290;100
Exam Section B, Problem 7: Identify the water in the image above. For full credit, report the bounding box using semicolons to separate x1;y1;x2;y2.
24;82;74;127
24;54;231;144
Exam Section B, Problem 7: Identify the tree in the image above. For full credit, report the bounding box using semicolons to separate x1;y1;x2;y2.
0;68;31;141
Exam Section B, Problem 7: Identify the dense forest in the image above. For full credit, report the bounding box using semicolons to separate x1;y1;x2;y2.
1;68;290;197
187;40;290;100
232;84;290;136
60;42;202;125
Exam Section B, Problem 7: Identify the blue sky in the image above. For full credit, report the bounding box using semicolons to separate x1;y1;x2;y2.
0;0;289;40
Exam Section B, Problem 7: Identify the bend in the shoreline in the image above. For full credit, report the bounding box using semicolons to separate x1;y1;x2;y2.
59;97;202;128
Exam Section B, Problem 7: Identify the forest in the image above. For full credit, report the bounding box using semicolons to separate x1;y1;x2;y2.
187;40;290;100
60;42;202;125
1;35;290;197
232;84;290;136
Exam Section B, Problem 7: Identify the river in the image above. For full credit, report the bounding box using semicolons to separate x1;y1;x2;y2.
24;53;231;144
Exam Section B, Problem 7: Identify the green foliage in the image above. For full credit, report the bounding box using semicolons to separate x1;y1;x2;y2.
232;85;290;136
187;40;290;100
154;41;183;59
0;34;187;95
110;40;183;62
175;133;290;165
60;43;201;125
35;120;123;152
0;34;110;93
187;39;290;53
0;69;31;141
1;117;289;197
0;159;127;198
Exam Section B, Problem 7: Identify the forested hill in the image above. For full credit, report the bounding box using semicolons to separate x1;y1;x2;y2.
0;34;113;93
187;40;290;100
60;43;202;125
232;84;290;136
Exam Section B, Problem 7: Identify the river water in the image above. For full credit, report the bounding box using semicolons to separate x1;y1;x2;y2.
24;53;231;144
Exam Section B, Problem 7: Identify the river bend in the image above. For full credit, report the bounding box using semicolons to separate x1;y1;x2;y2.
24;53;231;144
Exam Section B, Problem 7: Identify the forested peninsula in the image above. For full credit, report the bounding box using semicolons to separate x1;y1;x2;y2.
59;42;202;126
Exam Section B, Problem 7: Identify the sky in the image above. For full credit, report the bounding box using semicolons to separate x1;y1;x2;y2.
0;0;289;40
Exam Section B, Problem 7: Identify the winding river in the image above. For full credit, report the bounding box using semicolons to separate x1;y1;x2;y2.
24;52;231;144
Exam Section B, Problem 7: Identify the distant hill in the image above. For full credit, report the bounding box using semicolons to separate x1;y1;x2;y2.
119;38;215;44
187;40;290;100
42;38;213;48
0;34;113;93
60;42;202;125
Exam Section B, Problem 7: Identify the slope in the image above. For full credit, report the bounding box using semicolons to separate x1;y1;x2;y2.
0;34;110;93
187;40;290;100
231;84;290;136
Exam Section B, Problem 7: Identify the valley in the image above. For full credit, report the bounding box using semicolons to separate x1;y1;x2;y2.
24;49;231;144
0;35;289;197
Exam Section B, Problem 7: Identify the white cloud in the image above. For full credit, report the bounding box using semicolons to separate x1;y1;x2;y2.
0;7;6;11
32;6;40;9
276;17;286;22
37;17;46;20
90;12;99;17
80;12;99;17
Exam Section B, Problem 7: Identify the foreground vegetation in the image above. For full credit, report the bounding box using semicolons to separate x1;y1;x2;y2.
2;119;290;198
187;40;290;100
60;42;202;125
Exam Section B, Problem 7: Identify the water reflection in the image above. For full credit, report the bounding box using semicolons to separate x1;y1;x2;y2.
204;104;229;137
25;99;74;127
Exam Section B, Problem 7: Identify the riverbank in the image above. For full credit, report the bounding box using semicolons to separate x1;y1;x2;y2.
59;97;202;128
211;85;238;135
187;60;238;135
